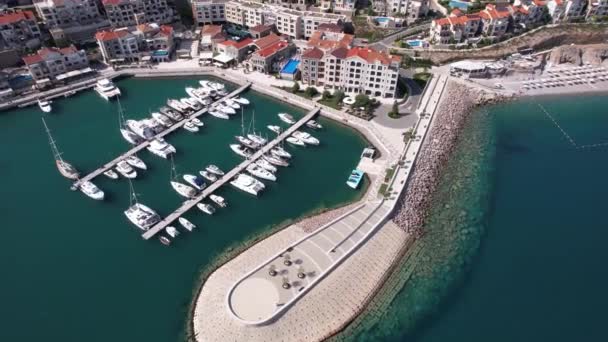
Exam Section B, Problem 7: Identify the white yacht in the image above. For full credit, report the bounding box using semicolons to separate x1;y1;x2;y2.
247;164;277;182
126;155;146;170
141;118;164;134
167;99;188;113
197;202;215;215
121;128;143;145
178;217;196;232
230;173;265;196
160;107;183;121
268;125;281;134
278;113;296;124
126;119;155;140
208;109;229;120
166;226;180;238
183;121;199;133
233;97;250;105
263;154;289;167
256;159;277;173
209;194;227;207
247;134;267;146
235;135;259;149
146;138;176;159
306;120;323;129
42;117;80;180
124;203;161;231
286;136;305;146
95;78;121;100
79;181;105;200
206;164;224;176
271;147;291;159
152;112;173;127
217;104;236;115
38;99;52;113
183;174;206;190
223;99;240;109
103;169;119;179
185;87;211;104
159;236;171;246
116;160;137;178
171;181;198;198
181;97;202;111
200;80;226;91
292;131;320;145
191;118;204;127
200;170;218;182
230;144;252;158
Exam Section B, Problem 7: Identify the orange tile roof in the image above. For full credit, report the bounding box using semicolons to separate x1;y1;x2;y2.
0;10;36;25
256;40;289;58
249;24;272;32
219;37;253;49
95;29;130;42
532;0;548;5
451;8;464;16
102;0;124;5
302;47;324;59
434;18;452;26
307;30;353;50
254;33;281;50
159;25;173;37
345;46;400;65
22;45;79;65
202;24;222;36
481;4;512;19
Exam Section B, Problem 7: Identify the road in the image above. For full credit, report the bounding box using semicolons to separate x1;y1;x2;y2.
370;22;431;52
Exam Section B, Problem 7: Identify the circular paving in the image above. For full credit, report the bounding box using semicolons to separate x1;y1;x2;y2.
229;276;279;322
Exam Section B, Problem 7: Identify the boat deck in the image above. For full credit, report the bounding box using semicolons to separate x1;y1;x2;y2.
71;83;251;189
141;107;320;240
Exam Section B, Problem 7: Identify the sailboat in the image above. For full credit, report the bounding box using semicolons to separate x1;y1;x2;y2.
169;156;198;199
247;109;267;146
117;98;143;145
124;179;161;231
41;117;79;180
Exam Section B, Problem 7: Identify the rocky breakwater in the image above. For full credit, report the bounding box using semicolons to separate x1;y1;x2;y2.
549;44;608;66
391;81;503;236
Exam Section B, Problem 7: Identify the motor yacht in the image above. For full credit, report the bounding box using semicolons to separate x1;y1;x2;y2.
160;106;183;121
271;147;291;159
292;131;320;145
126;119;155;140
246;164;277;181
181;97;202;111
38;99;52;113
232;97;250;105
126;155;146;170
121;128;143;145
178;217;196;232
167;99;188;113
171;181;198;198
230;144;252;158
263;154;289;167
191;118;204;127
230;173;265;196
116;160;137;178
141;118;164;134
183;121;199;133
95;78;121;100
200;80;226;91
124;203;160;231
256;159;277;173
235;135;259;149
247;134;267;146
206;164;225;176
217;104;236;115
223;99;240;109
209;194;227;207
152;112;173;127
166;226;179;238
306;120;323;129
146;138;176;159
103;169;119;179
286;136;305;146
278;113;296;124
208;109;229;120
197;202;215;215
200;170;218;182
80;181;105;200
183;174;206;190
268;125;281;134
185;87;211;105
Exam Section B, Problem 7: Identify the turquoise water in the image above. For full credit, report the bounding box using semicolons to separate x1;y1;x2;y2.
338;94;608;342
0;76;366;341
449;0;472;10
281;60;300;74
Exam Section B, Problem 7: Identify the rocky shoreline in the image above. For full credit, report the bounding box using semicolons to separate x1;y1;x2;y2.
391;81;505;236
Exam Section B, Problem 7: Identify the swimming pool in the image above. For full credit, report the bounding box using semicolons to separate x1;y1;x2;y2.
449;0;472;9
406;39;427;48
281;59;300;74
375;17;389;23
152;50;169;57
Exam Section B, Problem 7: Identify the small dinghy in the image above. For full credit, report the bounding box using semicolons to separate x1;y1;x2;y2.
178;217;196;231
166;226;179;238
197;202;215;215
104;169;119;179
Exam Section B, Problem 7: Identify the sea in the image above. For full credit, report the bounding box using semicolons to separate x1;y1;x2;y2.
0;76;367;341
337;94;608;342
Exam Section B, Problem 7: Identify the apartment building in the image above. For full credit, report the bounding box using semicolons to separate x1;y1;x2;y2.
301;11;346;38
306;27;353;50
0;10;41;50
102;0;174;27
388;0;429;21
586;0;608;18
249;40;295;73
22;45;89;82
513;0;549;23
34;0;110;43
216;37;253;62
191;0;227;25
478;4;511;37
547;0;586;22
300;45;400;98
429;9;481;44
95;23;173;63
275;8;302;38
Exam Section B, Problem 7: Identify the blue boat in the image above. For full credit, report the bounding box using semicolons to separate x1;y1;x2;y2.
346;169;364;189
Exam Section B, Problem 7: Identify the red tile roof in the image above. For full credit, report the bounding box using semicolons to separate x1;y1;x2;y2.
302;47;324;60
22;54;43;65
256;40;289;58
532;0;548;5
330;47;348;59
317;23;343;33
249;24;272;33
219;37;253;49
254;33;281;50
95;29;130;42
159;25;173;37
307;30;353;50
202;24;222;36
0;10;36;25
434;18;451;26
22;45;80;65
451;8;464;16
481;4;512;19
102;0;124;5
345;46;400;65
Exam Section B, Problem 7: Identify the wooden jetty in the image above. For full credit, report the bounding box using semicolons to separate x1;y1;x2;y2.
71;82;252;189
141;107;320;240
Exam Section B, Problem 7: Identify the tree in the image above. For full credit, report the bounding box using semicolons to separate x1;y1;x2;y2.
291;82;300;93
352;94;372;109
334;90;345;104
388;101;399;118
305;86;319;98
321;90;331;100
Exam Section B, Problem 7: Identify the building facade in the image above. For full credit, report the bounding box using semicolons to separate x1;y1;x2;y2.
96;23;174;63
249;40;295;73
22;45;89;82
586;0;608;18
102;0;174;27
0;10;41;50
34;0;105;29
547;0;586;22
191;0;227;25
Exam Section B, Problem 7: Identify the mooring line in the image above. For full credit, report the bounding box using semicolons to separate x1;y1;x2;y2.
537;104;578;147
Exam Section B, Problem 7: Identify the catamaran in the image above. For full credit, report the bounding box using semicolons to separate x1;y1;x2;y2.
152;112;173;127
126;155;146;170
95;78;121;100
124;179;161;231
183;174;206;190
116;160;137;178
292;131;320;145
278;113;296;124
103;169;119;179
230;173;265;196
206;164;225;176
178;217;196;232
79;180;105;200
200;170;218;182
197;202;215;215
263;154;289;167
126;119;155;140
286;136;305;146
146;138;176;159
306;120;323;129
246;164;277;182
38;99;52;113
209;194;227;207
41;117;79;180
230;144;252;158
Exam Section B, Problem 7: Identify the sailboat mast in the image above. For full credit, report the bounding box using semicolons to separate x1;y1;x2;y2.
128;178;138;205
41;117;63;161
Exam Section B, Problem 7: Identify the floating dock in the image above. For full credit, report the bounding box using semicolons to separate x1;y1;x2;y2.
141;107;320;240
71;83;251;189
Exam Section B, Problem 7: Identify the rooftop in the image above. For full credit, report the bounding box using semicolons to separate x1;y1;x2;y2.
23;45;80;65
307;30;353;50
346;46;400;65
219;37;254;49
95;29;130;42
256;40;290;58
301;47;324;60
254;33;281;50
0;10;36;25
